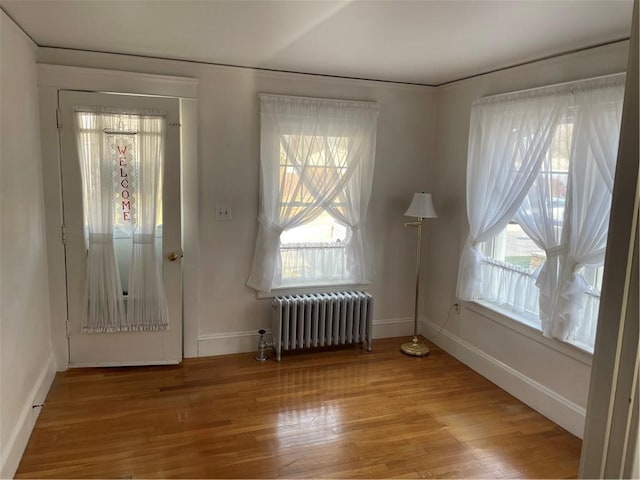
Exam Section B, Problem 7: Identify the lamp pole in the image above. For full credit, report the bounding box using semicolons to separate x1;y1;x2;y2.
401;217;430;356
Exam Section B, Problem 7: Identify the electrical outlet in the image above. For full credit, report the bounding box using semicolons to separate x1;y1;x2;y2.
453;303;460;314
215;206;232;221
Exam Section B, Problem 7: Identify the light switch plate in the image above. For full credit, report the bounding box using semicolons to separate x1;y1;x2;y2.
215;206;232;221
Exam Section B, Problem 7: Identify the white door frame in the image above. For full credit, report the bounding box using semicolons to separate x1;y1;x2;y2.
579;3;639;475
37;65;200;370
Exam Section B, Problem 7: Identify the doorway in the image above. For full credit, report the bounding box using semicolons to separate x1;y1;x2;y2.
58;91;182;366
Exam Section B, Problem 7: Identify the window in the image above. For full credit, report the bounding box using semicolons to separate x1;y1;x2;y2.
278;134;350;285
77;113;164;296
479;113;571;327
458;74;625;352
247;94;378;292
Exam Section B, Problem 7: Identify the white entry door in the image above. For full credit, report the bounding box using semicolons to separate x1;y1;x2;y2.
59;91;182;366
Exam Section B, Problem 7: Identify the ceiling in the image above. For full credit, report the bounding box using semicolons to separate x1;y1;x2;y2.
0;0;633;86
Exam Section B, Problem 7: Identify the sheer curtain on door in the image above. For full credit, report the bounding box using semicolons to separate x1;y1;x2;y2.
74;108;168;332
75;109;126;332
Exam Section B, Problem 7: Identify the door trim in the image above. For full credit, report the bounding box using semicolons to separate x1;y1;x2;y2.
37;65;199;370
38;64;198;99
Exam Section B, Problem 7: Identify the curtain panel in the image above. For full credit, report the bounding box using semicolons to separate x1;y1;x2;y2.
458;74;625;343
75;111;126;332
74;108;168;333
552;77;625;340
456;90;566;300
247;94;378;292
126;115;169;332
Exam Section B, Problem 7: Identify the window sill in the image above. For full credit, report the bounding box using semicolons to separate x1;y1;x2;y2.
257;281;371;299
466;300;593;366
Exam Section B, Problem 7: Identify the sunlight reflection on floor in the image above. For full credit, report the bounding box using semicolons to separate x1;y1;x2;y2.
276;404;342;448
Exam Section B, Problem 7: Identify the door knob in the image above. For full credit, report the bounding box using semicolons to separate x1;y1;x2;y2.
167;252;181;262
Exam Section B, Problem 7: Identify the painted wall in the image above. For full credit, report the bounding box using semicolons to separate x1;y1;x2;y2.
422;40;630;438
37;47;437;357
0;11;56;478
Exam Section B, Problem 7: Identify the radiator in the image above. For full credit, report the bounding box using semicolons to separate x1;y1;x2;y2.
271;291;373;361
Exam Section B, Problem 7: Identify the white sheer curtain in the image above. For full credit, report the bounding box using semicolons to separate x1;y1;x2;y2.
552;76;625;340
457;92;565;300
126;115;168;331
279;243;348;284
514;110;570;328
75;110;126;332
514;187;564;327
247;94;378;292
325;144;376;283
75;109;168;332
481;258;540;317
460;74;625;346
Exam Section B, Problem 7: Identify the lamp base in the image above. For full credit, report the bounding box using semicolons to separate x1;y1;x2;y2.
400;337;430;357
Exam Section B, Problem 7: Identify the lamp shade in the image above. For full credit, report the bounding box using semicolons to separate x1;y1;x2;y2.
404;193;438;218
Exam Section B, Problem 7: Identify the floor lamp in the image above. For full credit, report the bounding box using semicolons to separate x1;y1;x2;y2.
402;192;438;357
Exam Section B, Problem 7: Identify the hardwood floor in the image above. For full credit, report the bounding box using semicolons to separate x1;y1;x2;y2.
16;337;581;479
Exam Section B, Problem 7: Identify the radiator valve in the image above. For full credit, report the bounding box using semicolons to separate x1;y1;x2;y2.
256;329;269;362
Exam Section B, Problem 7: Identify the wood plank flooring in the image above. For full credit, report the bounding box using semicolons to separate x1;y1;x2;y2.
16;337;581;478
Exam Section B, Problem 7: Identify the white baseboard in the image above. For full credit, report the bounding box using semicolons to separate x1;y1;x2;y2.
421;318;586;439
1;351;56;479
372;317;413;339
197;317;413;357
69;360;180;368
198;330;262;357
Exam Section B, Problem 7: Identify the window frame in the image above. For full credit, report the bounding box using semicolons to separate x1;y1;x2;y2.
272;131;357;288
249;94;378;294
459;74;624;355
474;104;608;353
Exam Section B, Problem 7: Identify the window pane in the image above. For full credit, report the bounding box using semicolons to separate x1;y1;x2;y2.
571;265;603;350
481;224;542;325
279;212;349;286
550;116;572;172
503;223;545;269
277;132;353;286
281;212;347;244
78;113;163;296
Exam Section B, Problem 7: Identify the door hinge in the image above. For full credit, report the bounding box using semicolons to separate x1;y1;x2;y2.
65;319;71;338
61;224;67;245
56;109;62;129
